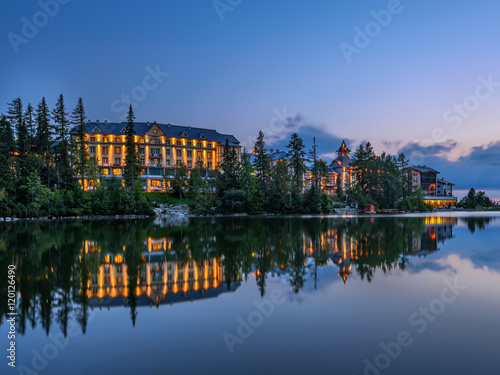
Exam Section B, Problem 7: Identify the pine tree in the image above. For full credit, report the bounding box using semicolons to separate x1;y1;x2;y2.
52;94;72;189
71;98;88;187
285;133;306;194
8;98;30;191
36;97;53;187
216;138;240;195
24;103;36;152
0;115;16;195
123;105;141;189
252;130;271;186
308;137;319;190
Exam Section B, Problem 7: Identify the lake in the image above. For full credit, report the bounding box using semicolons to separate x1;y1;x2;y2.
1;213;500;375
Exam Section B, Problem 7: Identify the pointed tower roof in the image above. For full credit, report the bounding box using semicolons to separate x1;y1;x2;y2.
337;140;351;153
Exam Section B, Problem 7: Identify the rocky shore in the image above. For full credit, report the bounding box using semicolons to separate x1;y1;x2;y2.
153;204;192;218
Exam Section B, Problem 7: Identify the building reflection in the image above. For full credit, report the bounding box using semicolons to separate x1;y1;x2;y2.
82;238;241;310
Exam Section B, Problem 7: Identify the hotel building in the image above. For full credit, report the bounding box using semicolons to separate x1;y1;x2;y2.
70;121;241;191
409;165;457;207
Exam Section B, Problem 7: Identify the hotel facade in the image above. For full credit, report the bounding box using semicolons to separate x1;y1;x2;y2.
70;121;241;191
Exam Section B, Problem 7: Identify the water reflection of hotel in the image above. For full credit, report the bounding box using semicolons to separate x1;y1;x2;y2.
307;218;457;283
81;238;241;308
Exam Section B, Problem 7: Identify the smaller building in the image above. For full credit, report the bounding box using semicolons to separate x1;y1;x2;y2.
409;165;457;207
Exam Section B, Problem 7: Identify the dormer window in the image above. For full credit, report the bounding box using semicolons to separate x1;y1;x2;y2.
120;128;126;133
182;132;187;137
200;133;206;139
92;127;100;132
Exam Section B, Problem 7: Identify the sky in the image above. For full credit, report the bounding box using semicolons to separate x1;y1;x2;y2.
1;0;500;198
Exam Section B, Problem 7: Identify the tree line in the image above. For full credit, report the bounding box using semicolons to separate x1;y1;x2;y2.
0;96;151;217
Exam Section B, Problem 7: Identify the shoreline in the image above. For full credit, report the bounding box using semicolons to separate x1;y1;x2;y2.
1;208;499;223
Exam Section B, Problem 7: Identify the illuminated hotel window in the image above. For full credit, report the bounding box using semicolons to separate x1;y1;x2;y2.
197;151;202;158
187;161;192;168
207;153;212;159
90;146;96;153
187;141;192;147
90;137;96;142
208;270;213;276
114;158;121;165
166;150;170;156
101;168;109;175
117;277;123;284
166;160;170;166
104;264;110;273
207;143;213;148
116;265;122;273
115;147;121;154
187;151;192;157
115;138;120;142
114;255;123;263
104;276;110;284
151;180;161;187
112;168;121;175
176;150;182;157
103;137;108;143
102;157;108;165
102;147;108;154
197;142;202;147
176;141;181;146
166;140;171;145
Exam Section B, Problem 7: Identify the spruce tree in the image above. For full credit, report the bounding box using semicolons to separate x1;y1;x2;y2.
52;94;72;189
123;105;141;189
252;130;271;186
71;98;89;187
25;103;36;151
216;138;240;195
36;97;52;187
0;115;16;196
7;98;29;190
308;137;319;190
285;133;306;194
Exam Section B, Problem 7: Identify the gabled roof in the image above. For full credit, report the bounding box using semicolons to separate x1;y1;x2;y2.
437;178;455;186
70;121;240;146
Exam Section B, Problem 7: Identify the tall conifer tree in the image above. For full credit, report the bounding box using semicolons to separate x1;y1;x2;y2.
123;105;141;189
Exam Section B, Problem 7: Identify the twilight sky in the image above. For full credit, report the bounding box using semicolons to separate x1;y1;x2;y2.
1;0;500;198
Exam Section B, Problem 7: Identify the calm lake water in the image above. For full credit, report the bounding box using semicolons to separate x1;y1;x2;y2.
1;213;500;375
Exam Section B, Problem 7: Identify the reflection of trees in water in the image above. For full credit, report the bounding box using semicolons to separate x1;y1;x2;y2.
0;215;494;334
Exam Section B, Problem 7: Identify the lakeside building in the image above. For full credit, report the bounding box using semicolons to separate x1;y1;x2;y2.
82;238;241;309
409;165;457;207
70;121;241;191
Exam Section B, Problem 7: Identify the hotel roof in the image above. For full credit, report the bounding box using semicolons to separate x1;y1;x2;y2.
70;121;241;146
409;165;440;174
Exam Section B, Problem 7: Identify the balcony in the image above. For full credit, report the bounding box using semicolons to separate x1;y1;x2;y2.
146;163;166;167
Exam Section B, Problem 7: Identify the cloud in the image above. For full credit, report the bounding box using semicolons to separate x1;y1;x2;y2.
248;111;351;157
397;140;500;193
